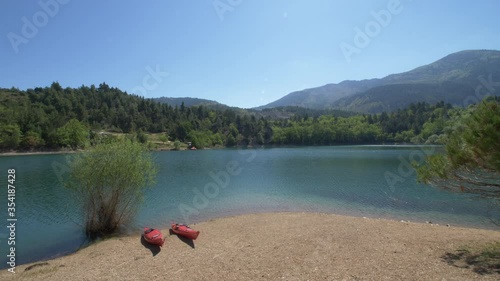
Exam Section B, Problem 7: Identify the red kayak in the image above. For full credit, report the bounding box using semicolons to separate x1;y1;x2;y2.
171;223;200;240
143;227;165;246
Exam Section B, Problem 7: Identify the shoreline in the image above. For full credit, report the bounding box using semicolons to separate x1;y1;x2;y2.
0;150;78;157
3;209;496;273
3;212;499;280
0;144;443;157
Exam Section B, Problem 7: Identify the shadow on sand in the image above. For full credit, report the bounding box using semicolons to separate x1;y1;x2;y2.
169;229;195;248
140;235;161;256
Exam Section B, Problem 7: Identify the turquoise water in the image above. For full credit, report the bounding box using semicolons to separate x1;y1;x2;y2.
0;146;498;267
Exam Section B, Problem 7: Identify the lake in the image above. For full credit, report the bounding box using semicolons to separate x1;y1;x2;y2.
0;146;498;267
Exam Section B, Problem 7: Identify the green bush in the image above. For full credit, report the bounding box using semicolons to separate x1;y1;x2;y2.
67;139;157;238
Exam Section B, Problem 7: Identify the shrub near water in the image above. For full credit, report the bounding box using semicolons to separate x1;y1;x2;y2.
67;139;157;238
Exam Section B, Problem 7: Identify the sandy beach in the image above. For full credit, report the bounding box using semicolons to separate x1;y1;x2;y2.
2;212;499;280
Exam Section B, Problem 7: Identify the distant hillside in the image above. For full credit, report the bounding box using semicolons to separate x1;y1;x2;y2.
258;106;357;119
258;50;500;112
382;50;500;83
332;81;472;113
152;97;221;107
0;83;274;150
255;79;383;109
2;82;486;151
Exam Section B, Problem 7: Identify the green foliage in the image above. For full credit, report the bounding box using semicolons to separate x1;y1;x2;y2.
461;100;500;171
415;99;500;199
394;130;415;143
56;119;89;149
0;83;486;150
89;132;118;146
187;130;216;149
211;133;224;146
173;140;181;150
268;102;458;145
1;84;266;149
0;124;21;149
159;134;168;144
226;134;237;146
21;130;44;149
154;97;221;108
136;130;148;144
416;154;451;182
67;139;157;238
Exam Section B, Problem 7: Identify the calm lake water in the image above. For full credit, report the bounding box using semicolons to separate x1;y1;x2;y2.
0;146;498;267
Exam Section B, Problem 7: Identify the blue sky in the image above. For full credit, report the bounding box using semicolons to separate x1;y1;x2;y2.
1;0;499;108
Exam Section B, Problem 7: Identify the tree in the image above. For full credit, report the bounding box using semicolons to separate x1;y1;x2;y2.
0;124;21;149
57;119;89;149
173;140;181;150
226;134;237;146
136;129;148;144
67;139;157;238
415;99;499;201
0;85;472;151
21;130;44;149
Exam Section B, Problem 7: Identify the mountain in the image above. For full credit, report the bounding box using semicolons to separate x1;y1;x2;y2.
258;50;500;113
255;78;383;109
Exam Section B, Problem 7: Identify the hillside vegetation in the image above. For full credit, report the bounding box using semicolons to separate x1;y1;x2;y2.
0;82;490;151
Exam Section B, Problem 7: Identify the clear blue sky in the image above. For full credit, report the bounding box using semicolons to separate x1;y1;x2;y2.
1;0;499;108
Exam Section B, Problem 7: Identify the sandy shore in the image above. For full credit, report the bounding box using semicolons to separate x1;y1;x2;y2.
2;212;499;280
